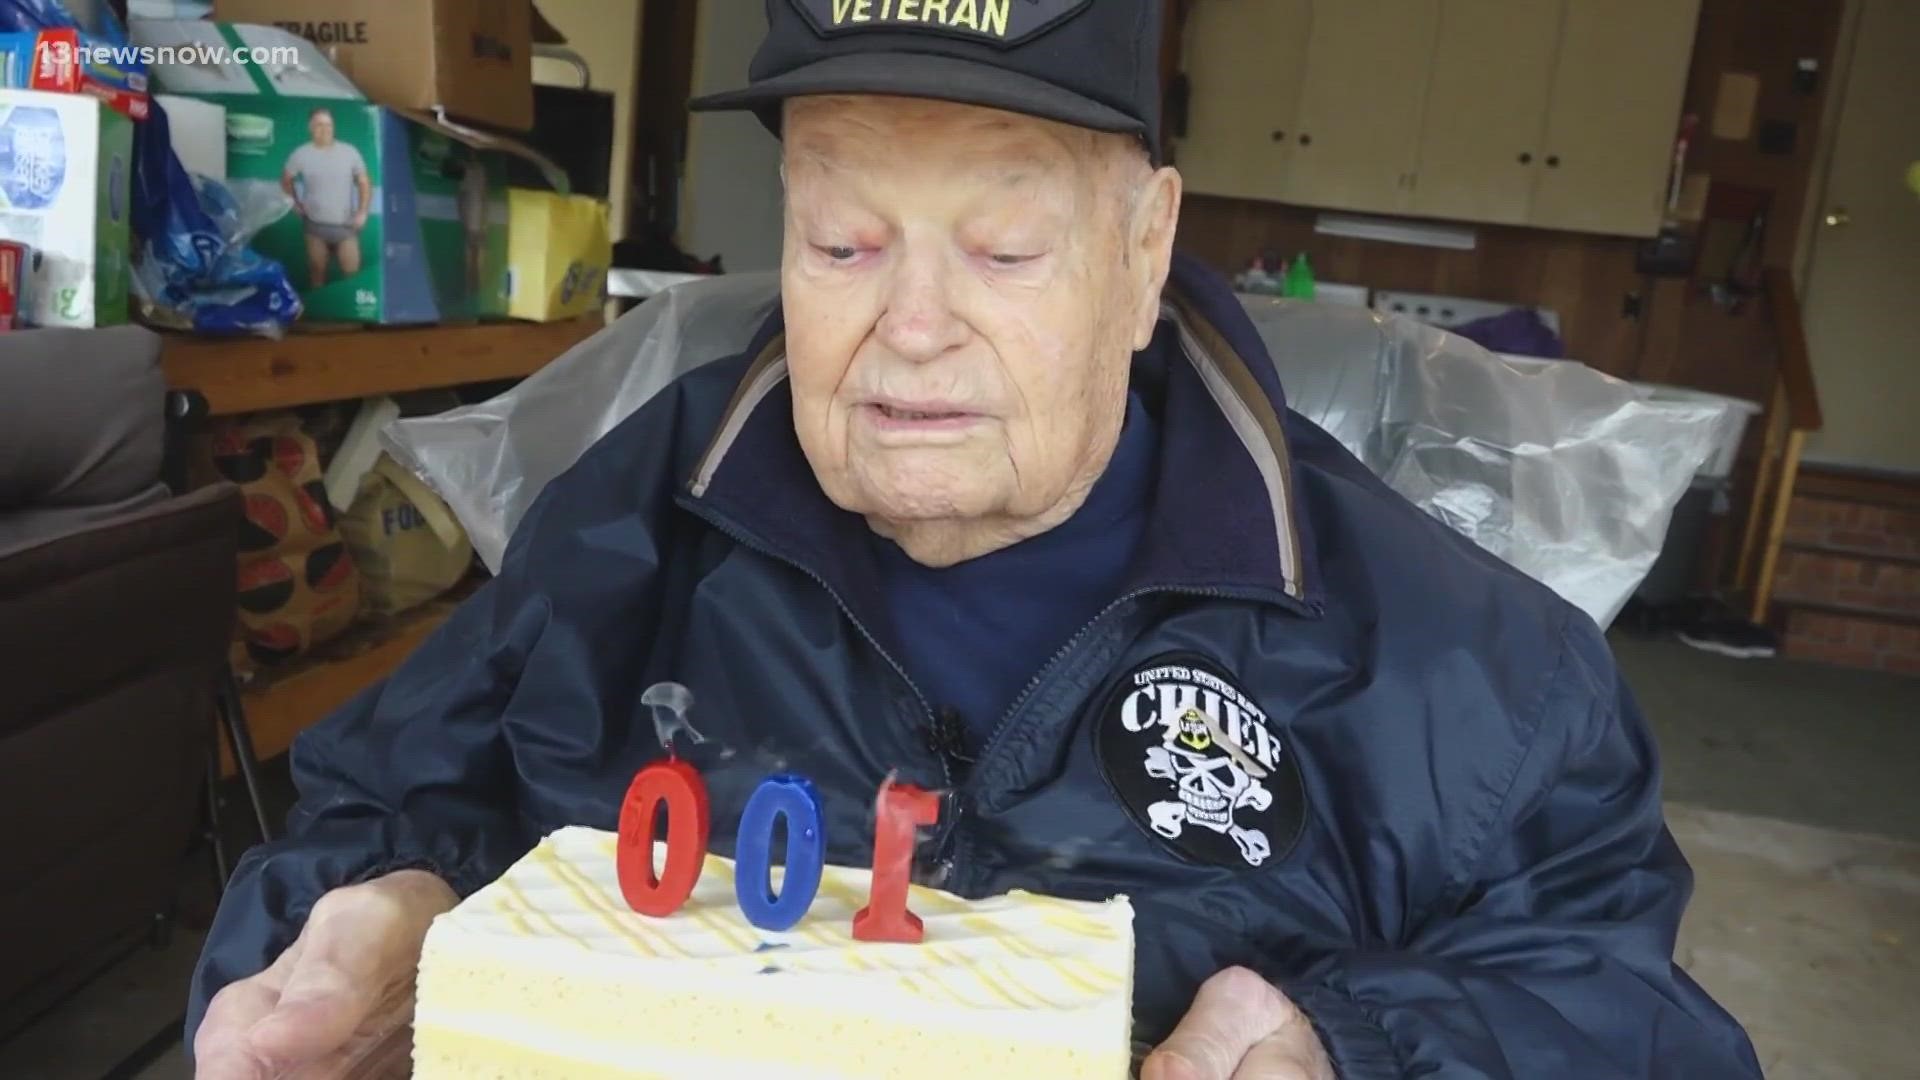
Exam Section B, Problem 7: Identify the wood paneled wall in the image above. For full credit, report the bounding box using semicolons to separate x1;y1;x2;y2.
1175;198;1648;378
1636;0;1847;407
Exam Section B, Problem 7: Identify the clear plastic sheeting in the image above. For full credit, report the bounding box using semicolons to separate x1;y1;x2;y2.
380;275;778;570
1243;295;1729;626
385;275;1728;626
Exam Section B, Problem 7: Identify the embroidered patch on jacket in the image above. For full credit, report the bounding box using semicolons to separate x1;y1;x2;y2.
1092;653;1306;868
790;0;1094;47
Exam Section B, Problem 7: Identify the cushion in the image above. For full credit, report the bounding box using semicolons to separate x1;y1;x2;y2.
0;325;167;511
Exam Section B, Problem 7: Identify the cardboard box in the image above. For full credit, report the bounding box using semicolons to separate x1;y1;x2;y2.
212;0;532;131
216;95;509;324
505;188;608;322
0;89;131;327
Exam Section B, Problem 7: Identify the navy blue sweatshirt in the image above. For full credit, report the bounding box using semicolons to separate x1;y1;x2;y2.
871;385;1158;759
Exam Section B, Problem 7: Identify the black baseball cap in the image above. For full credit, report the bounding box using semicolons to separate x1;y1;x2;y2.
689;0;1165;163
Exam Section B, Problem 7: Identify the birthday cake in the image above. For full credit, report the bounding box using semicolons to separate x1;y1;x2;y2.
412;827;1136;1078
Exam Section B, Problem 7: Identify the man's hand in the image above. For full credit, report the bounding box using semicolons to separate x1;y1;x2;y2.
193;870;457;1080
1142;967;1336;1080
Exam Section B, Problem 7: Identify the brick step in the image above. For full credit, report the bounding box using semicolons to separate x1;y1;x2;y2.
1772;546;1920;618
1783;541;1920;568
1784;495;1920;557
1778;601;1920;677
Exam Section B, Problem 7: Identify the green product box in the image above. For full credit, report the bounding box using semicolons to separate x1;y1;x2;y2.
209;96;508;324
0;88;131;328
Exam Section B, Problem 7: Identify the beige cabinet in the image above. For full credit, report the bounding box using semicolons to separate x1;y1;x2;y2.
1174;0;1312;203
1285;0;1440;215
1174;0;1701;238
1529;0;1703;235
1407;0;1561;225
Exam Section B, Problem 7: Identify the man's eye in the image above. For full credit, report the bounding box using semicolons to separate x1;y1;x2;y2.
988;253;1039;267
817;245;859;261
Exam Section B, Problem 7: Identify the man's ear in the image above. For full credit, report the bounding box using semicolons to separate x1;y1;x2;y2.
1128;166;1183;351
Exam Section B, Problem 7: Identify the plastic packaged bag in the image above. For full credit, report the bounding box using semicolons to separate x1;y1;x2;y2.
385;275;1727;626
129;97;302;335
0;0;119;36
196;412;361;671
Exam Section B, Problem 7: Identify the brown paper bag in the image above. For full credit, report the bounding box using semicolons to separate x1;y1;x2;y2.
339;456;473;618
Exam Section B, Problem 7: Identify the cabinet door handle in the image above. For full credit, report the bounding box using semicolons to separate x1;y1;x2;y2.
1546;155;1561;168
1298;133;1313;146
1271;130;1287;142
1518;152;1533;164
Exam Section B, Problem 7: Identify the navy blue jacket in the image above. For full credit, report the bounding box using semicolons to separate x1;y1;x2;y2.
189;256;1761;1077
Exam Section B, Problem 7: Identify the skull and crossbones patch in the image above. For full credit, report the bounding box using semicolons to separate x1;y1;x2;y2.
1092;653;1306;868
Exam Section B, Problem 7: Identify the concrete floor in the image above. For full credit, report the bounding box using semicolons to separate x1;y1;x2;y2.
1;635;1915;1079
1618;634;1920;844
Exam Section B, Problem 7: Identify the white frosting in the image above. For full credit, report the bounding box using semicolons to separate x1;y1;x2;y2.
413;827;1136;1078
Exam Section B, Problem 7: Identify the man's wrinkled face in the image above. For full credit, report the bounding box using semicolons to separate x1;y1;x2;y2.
781;96;1157;541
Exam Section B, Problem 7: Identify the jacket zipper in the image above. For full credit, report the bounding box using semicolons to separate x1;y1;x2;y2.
682;498;1321;892
677;502;962;872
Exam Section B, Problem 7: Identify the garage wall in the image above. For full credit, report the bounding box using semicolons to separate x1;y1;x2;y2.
532;0;645;238
680;1;784;272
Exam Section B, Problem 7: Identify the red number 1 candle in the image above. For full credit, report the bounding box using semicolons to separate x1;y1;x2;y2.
852;780;943;943
616;758;712;916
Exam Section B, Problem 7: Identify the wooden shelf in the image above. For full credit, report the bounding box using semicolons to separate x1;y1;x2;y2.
168;320;600;774
163;318;603;417
222;586;479;777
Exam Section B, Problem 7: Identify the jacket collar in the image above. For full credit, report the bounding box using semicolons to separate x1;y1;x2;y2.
679;254;1324;631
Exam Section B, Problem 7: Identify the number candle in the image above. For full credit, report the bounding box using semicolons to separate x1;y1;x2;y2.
734;775;827;932
615;758;712;917
852;780;943;944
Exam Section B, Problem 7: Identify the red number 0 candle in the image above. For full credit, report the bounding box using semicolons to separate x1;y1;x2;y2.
616;758;712;916
852;781;943;943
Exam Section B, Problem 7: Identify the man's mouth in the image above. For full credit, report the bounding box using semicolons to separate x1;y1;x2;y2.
861;401;983;436
875;404;968;421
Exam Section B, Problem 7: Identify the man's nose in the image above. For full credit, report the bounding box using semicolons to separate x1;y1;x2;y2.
876;251;968;363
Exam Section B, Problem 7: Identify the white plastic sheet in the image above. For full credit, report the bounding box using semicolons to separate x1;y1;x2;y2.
379;275;777;570
385;275;1727;626
1242;297;1728;625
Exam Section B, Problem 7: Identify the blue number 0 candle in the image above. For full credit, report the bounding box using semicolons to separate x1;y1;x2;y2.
734;774;827;932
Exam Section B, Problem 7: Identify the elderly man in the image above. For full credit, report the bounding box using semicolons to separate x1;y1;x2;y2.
190;3;1761;1077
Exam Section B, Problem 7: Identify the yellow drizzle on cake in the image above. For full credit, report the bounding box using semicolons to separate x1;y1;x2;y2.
413;826;1135;1079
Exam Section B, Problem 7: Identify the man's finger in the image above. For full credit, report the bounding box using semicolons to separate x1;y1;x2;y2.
193;1046;276;1080
1229;1031;1323;1080
244;956;382;1070
1143;967;1295;1080
194;979;285;1080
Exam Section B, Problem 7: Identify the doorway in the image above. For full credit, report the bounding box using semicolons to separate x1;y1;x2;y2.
1799;0;1920;473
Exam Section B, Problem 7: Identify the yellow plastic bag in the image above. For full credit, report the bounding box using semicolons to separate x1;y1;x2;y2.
506;188;610;321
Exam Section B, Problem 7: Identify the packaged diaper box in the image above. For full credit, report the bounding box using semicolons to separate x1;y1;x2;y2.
135;20;508;324
0;88;131;327
215;97;508;323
